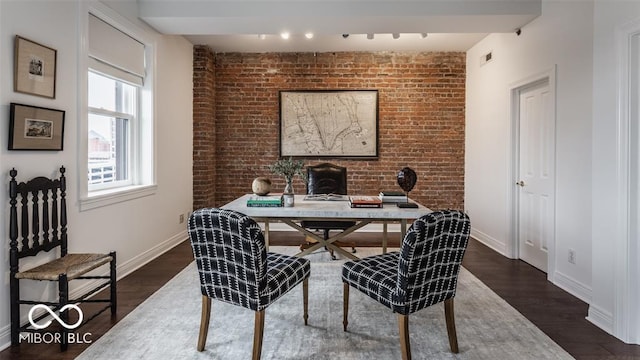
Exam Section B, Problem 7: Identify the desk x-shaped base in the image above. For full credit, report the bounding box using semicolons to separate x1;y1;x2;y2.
260;218;408;260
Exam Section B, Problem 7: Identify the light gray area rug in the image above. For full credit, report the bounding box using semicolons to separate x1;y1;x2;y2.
77;247;573;360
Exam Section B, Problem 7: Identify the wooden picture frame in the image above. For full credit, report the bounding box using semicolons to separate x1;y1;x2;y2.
14;35;57;99
279;90;379;158
9;103;65;151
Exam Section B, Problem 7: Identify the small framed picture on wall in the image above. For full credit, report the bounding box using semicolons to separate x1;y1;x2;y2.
14;35;57;99
9;103;65;151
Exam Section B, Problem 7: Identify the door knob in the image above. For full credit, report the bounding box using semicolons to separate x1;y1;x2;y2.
516;180;525;187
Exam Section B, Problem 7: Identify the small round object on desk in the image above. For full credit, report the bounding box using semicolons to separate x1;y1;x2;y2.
252;177;272;196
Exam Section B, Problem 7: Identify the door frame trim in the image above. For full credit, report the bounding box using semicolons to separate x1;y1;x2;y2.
508;66;557;282
609;18;640;344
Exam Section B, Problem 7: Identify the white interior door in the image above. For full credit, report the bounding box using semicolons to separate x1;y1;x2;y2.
517;79;555;272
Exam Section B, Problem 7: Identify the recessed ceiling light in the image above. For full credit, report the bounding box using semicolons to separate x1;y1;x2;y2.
420;33;428;39
305;33;314;39
280;32;290;40
367;33;374;40
392;33;400;39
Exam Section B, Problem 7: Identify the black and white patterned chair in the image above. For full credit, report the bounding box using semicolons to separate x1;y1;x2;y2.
341;210;471;360
188;208;310;360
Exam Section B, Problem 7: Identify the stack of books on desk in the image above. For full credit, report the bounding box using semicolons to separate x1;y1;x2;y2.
349;196;383;208
246;194;283;207
378;191;408;203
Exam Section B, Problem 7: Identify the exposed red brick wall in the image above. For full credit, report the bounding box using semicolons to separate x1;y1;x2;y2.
192;46;216;210
194;51;465;211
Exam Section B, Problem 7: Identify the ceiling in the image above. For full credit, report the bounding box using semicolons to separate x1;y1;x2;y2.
137;0;541;52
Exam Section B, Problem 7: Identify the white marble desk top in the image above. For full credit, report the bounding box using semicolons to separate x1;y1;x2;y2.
222;194;431;221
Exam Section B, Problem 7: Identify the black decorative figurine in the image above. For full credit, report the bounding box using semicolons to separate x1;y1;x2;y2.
397;167;417;195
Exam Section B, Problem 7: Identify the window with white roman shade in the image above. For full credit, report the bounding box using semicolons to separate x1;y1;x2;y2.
80;5;156;211
88;14;145;86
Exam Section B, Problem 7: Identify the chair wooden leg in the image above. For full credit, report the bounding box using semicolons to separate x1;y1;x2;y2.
303;278;309;325
9;274;19;346
252;310;266;360
109;251;117;315
197;296;211;352
444;298;459;353
398;314;411;360
342;282;349;331
59;274;69;352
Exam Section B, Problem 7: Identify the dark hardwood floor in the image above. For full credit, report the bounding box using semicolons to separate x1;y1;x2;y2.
2;232;639;359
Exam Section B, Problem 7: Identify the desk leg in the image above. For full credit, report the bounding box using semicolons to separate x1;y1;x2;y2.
382;222;388;254
400;219;407;242
264;220;270;251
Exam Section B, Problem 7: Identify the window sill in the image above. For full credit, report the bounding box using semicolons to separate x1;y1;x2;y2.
80;184;157;211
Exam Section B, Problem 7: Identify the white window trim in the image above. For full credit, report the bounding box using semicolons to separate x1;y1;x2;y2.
78;1;157;211
88;104;136;191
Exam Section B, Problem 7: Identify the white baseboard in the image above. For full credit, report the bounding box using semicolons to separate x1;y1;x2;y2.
586;303;614;336
0;230;188;351
70;230;188;299
115;231;188;280
470;228;510;257
0;324;10;352
552;270;592;304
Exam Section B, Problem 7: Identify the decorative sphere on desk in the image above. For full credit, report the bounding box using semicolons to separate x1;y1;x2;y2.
397;167;417;193
252;177;272;196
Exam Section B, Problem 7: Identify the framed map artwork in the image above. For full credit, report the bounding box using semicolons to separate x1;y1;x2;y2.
279;90;379;158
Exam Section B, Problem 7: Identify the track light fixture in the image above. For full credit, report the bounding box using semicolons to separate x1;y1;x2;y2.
259;32;429;41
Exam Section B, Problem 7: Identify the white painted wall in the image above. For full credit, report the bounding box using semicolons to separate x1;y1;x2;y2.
0;0;193;348
591;0;640;344
466;0;594;301
468;0;640;344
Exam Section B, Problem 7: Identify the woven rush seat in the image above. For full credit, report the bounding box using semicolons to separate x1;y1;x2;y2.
16;253;113;281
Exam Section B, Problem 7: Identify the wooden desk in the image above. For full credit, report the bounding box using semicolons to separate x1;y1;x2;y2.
221;194;431;260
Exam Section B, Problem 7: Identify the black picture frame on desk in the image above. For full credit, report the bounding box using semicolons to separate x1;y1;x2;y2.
279;90;379;159
9;103;65;151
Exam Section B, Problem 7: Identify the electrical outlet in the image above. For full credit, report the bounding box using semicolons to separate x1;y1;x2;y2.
179;214;185;224
568;249;576;264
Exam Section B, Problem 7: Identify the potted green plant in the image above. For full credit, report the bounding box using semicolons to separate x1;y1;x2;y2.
268;157;306;193
268;157;306;206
